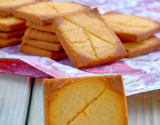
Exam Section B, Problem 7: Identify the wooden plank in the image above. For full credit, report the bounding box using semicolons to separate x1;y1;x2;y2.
0;73;32;125
146;91;154;125
28;78;160;125
154;89;160;125
127;94;136;125
27;78;44;125
126;90;160;125
136;93;146;125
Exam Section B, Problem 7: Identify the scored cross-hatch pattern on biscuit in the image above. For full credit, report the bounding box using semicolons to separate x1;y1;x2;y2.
48;5;116;46
85;31;98;58
49;7;116;58
67;85;107;125
63;12;115;46
59;19;115;59
47;79;106;125
57;15;116;58
85;31;115;58
103;15;155;28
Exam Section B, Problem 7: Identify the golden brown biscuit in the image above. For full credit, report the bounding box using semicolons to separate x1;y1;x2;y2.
0;16;25;31
102;13;160;42
26;20;55;33
19;43;67;60
123;36;160;58
24;38;62;51
0;0;38;17
24;28;59;43
54;9;126;68
15;1;90;25
46;1;89;14
0;36;21;48
0;29;25;38
43;75;128;125
0;0;51;17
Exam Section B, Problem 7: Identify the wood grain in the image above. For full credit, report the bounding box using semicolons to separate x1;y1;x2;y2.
0;73;32;125
27;78;44;125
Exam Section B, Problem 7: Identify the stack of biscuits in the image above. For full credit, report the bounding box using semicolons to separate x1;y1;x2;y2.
102;13;160;58
14;1;90;60
11;1;160;66
0;0;47;48
0;17;25;48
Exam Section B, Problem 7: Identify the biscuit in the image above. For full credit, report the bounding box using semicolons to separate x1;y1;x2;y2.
43;75;128;125
54;9;126;68
0;16;25;31
123;36;160;58
0;0;38;17
19;44;67;60
102;13;160;42
24;28;59;43
15;1;90;25
0;36;21;48
26;20;55;33
0;0;50;17
24;38;62;51
0;29;25;38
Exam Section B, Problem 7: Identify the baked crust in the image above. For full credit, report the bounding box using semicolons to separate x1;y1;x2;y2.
0;16;26;31
14;1;90;25
54;8;126;68
24;28;59;43
19;43;67;60
43;75;128;125
0;0;39;17
0;36;22;48
123;36;160;58
26;20;55;33
102;13;160;42
0;28;25;38
24;38;62;51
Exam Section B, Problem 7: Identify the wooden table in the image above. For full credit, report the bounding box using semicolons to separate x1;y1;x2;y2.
0;74;160;125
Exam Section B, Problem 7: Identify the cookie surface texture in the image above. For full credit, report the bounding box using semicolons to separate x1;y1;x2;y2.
15;1;89;24
43;75;128;125
54;9;126;68
102;13;160;42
